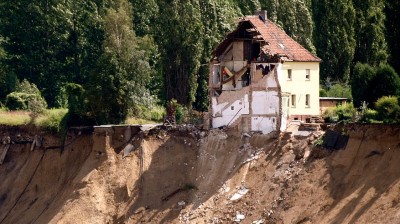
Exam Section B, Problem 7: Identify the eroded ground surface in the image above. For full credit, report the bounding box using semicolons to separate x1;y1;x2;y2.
0;124;399;224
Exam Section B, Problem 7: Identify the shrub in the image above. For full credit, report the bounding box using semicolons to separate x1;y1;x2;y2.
323;103;356;122
5;92;47;113
5;79;47;113
326;83;352;100
374;96;400;123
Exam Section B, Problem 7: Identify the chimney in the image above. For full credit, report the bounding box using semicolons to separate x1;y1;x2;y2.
254;10;267;23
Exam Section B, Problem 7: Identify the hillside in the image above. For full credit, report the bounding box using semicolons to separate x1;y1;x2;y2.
0;124;399;224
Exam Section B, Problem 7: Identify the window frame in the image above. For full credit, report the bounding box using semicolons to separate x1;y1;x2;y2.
291;94;296;108
305;94;310;107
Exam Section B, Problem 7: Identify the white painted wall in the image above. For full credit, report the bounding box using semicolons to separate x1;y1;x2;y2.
212;94;249;127
278;62;320;116
252;91;279;115
251;117;277;134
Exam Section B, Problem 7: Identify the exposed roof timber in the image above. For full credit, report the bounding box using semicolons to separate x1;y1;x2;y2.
246;28;258;32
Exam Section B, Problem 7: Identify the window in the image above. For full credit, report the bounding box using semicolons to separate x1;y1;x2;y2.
287;69;292;80
231;106;234;110
305;94;310;107
306;69;310;80
291;94;296;107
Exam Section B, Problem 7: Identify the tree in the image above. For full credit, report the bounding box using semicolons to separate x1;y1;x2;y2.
156;0;204;106
313;0;356;82
87;0;151;124
385;1;400;74
130;0;158;37
263;0;316;53
0;0;73;107
369;64;400;105
351;63;400;108
353;0;388;66
351;63;376;107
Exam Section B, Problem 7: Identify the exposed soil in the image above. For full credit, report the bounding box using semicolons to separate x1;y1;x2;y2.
0;124;399;224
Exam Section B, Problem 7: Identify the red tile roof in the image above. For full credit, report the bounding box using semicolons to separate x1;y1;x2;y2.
214;16;321;62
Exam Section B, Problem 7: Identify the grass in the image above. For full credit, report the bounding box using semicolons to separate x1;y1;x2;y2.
0;108;68;132
125;117;159;125
34;108;68;132
0;110;31;126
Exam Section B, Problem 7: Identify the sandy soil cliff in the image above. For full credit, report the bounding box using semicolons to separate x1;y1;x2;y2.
0;124;399;224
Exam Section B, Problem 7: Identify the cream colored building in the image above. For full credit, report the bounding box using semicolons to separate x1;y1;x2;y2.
209;11;321;133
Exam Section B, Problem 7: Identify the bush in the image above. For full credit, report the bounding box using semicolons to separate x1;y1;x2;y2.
374;96;400;123
326;83;352;100
323;103;356;122
5;92;47;113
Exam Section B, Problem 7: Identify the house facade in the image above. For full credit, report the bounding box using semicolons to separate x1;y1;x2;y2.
209;11;321;134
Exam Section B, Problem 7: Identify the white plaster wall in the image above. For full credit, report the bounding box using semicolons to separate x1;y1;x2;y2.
251;117;277;134
211;97;228;117
252;91;279;115
212;95;249;127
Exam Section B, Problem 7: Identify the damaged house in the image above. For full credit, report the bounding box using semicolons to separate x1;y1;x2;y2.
209;11;321;134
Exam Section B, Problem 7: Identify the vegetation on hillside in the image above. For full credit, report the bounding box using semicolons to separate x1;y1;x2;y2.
0;0;399;126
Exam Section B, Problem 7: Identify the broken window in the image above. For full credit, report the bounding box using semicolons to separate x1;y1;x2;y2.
306;69;310;80
291;94;296;107
242;71;251;87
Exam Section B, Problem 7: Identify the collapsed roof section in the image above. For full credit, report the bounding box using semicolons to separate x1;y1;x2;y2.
213;16;321;62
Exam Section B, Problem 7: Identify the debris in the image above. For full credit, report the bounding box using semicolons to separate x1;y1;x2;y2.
230;186;249;201
252;219;265;224
178;201;186;208
234;212;245;222
122;144;135;158
242;133;251;138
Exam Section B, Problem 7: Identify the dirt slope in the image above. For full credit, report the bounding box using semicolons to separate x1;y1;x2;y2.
0;124;399;224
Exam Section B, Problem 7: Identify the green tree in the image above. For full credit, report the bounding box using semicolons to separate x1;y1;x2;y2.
87;0;151;124
385;1;400;74
130;0;158;37
156;0;204;106
369;64;400;105
232;0;261;15
353;0;388;65
326;83;352;100
263;0;316;53
351;63;376;107
0;0;73;107
313;0;356;82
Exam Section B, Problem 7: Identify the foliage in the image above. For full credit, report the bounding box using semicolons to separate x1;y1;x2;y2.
385;1;400;75
319;88;327;97
34;108;68;132
87;0;151;124
313;0;356;82
5;80;47;113
351;63;376;107
0;111;31;126
325;83;352;100
323;103;356;122
369;64;400;106
374;96;400;123
263;0;316;53
156;0;203;106
353;0;388;66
